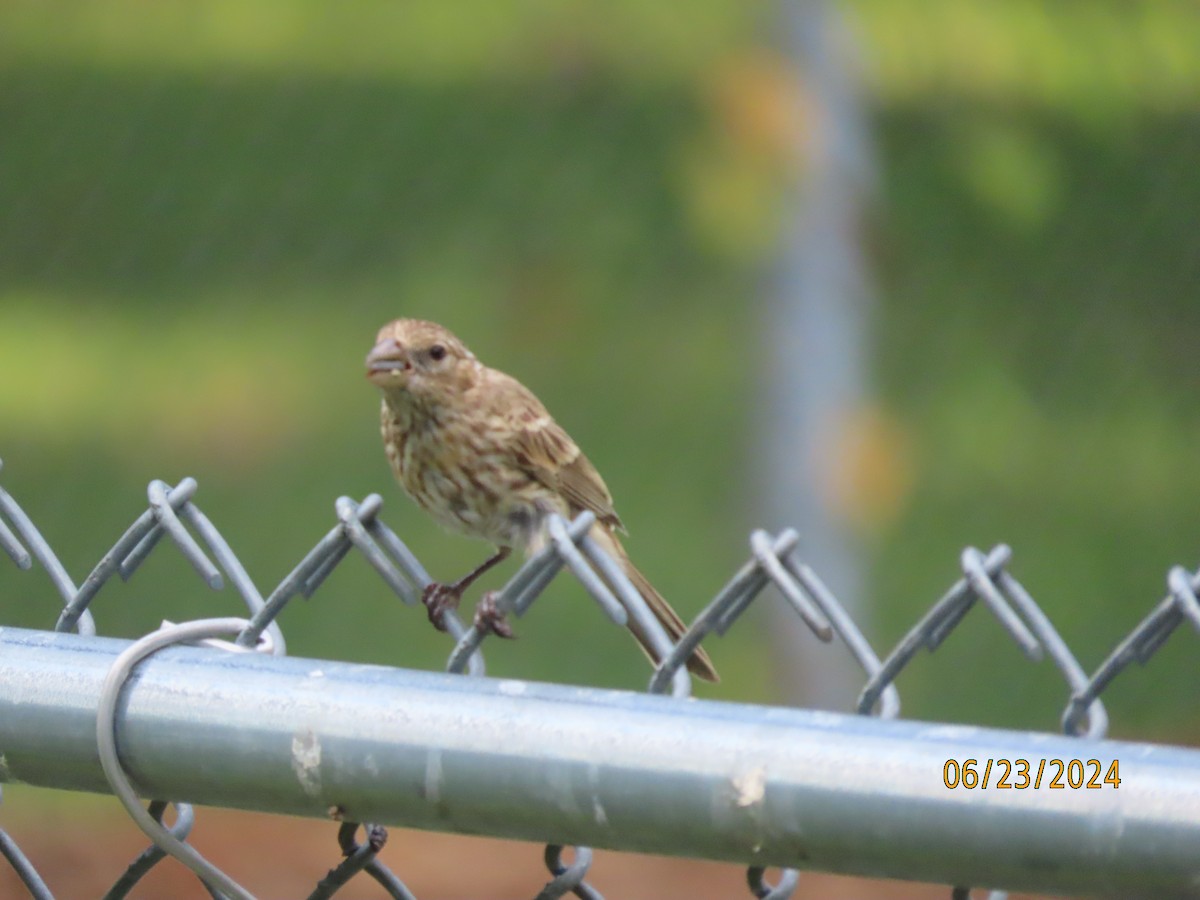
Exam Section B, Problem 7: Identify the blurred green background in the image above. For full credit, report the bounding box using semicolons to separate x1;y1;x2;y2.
2;0;1198;743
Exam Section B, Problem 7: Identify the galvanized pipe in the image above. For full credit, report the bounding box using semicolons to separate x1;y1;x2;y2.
1;626;1198;897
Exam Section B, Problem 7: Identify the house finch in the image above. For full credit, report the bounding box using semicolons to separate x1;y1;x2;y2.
365;318;718;682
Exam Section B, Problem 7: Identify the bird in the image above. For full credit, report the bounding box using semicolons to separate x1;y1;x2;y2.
365;317;718;682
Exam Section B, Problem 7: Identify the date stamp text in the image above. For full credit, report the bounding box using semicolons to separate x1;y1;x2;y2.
942;758;1121;790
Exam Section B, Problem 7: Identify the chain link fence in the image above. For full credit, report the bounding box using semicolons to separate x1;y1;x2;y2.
1;458;1198;899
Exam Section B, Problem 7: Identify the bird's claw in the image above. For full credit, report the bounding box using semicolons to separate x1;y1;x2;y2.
421;582;462;632
474;591;515;639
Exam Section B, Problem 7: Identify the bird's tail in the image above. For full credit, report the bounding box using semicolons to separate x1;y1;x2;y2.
589;525;719;683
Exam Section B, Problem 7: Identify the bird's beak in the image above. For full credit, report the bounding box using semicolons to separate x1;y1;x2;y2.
365;338;410;385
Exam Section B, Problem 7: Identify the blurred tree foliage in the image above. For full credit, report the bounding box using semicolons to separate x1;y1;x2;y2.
0;0;1197;737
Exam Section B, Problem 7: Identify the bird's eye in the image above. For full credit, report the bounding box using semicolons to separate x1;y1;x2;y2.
428;344;447;362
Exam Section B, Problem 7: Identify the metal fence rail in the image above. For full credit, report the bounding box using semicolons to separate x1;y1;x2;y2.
1;459;1198;899
5;627;1200;897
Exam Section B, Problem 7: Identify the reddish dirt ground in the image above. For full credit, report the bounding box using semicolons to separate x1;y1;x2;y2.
0;803;1056;900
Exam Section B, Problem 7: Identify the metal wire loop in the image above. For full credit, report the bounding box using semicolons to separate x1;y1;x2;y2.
537;845;604;900
101;801;197;900
1;464;1197;899
95;617;271;900
747;866;801;899
306;822;416;900
1063;563;1200;735
860;545;1043;715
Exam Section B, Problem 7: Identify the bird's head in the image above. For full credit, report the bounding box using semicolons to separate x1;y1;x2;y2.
366;319;479;405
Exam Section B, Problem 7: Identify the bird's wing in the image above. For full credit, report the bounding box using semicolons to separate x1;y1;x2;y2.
516;420;624;530
495;375;625;531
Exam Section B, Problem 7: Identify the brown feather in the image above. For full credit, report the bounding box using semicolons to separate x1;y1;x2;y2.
369;318;717;682
513;417;624;531
590;525;719;682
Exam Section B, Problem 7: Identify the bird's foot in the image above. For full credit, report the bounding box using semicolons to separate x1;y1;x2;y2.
473;591;515;639
421;582;462;631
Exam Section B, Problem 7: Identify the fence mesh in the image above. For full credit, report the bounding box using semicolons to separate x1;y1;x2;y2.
0;458;1196;899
